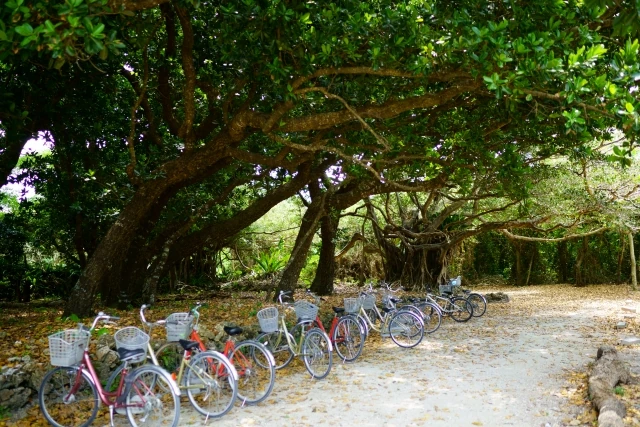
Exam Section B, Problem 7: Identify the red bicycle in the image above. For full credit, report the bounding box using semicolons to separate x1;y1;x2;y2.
154;303;276;405
304;290;365;362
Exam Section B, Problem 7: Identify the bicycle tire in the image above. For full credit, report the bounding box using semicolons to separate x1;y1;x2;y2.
255;330;294;370
355;313;370;340
125;364;180;427
416;302;442;334
449;297;474;322
302;328;333;379
230;340;275;405
332;315;365;362
39;366;99;427
185;351;238;418
389;311;424;348
398;305;425;323
467;293;487;317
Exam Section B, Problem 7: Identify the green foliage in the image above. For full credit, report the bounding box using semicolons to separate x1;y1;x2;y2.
615;385;624;396
253;239;289;277
300;253;320;286
0;405;9;420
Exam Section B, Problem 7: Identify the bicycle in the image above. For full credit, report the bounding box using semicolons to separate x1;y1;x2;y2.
423;289;474;322
447;276;488;317
357;288;425;348
255;290;334;379
106;305;240;419
149;303;276;406
377;282;442;334
39;312;181;427
304;290;365;363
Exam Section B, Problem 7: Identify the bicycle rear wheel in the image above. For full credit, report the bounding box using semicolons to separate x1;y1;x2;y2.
255;330;294;370
125;364;180;427
230;340;275;405
467;293;487;317
449;297;473;322
39;366;99;427
389;311;424;348
185;351;238;418
332;315;365;362
302;328;333;379
416;302;442;334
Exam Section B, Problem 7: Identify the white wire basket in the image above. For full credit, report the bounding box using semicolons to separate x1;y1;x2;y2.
257;307;279;333
114;327;149;362
48;329;90;367
439;284;454;294
294;301;319;321
165;312;193;341
344;298;361;314
361;294;376;310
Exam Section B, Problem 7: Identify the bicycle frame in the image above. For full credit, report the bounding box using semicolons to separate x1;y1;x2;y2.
358;303;394;335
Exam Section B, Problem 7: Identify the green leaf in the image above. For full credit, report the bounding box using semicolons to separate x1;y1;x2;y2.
625;102;634;113
14;23;34;37
525;94;533;101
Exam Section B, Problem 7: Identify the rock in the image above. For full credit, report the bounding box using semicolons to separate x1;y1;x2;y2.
485;292;510;303
97;333;116;349
616;322;627;329
621;307;636;313
620;337;640;345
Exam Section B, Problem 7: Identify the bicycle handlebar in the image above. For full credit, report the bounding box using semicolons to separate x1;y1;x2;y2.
278;290;292;305
139;304;166;328
305;289;325;305
87;312;120;331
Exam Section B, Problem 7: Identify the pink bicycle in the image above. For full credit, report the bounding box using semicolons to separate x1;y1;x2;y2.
38;312;181;427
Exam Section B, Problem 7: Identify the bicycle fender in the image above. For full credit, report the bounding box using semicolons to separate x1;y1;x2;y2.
209;350;240;382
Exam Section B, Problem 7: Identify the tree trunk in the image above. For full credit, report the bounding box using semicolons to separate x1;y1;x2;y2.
514;244;523;286
310;210;340;295
558;240;569;283
629;231;637;291
575;236;588;287
588;346;633;427
616;233;627;284
64;141;235;316
277;190;325;294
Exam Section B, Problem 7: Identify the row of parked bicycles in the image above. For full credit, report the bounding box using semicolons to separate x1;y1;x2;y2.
37;277;486;426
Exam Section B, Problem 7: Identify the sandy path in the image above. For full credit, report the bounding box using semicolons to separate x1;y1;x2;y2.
106;286;637;427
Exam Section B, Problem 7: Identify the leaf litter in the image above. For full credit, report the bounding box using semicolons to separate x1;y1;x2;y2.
3;284;640;426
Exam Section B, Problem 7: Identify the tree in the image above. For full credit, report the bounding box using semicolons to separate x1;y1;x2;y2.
4;0;640;314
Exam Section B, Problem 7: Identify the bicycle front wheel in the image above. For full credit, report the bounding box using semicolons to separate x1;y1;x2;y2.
125;364;180;427
230;340;276;405
39;366;99;427
467;293;487;317
185;351;238;418
449;297;474;322
332;316;365;362
389;311;424;348
302;328;333;379
256;330;294;370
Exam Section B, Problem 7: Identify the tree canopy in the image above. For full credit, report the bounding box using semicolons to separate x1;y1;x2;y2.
1;0;639;315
